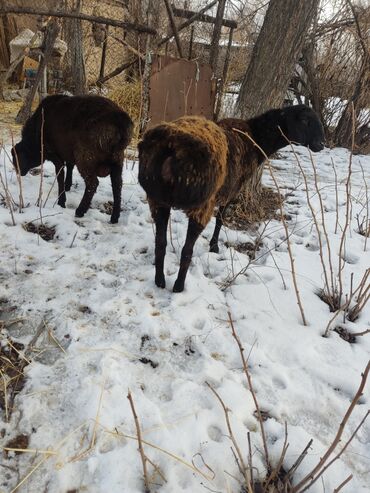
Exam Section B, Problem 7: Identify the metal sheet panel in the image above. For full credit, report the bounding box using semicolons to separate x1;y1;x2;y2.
147;55;215;128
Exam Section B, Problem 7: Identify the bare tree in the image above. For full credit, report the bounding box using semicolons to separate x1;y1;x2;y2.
237;0;319;119
334;0;370;148
234;0;319;201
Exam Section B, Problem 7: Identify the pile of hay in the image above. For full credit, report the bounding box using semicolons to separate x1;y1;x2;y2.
224;186;283;230
109;80;142;143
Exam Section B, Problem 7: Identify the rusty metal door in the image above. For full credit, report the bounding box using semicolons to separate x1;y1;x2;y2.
147;55;216;128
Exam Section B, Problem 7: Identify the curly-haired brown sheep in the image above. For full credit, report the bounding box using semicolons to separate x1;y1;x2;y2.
139;105;324;292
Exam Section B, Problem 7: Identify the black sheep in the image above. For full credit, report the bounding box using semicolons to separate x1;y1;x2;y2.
138;105;324;292
12;94;133;223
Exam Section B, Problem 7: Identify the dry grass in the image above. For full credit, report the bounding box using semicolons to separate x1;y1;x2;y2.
0;99;23;134
0;337;27;422
224;186;282;230
109;80;142;143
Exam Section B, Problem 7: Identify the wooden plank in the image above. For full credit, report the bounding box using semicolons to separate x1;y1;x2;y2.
158;0;218;47
163;0;183;58
171;4;237;29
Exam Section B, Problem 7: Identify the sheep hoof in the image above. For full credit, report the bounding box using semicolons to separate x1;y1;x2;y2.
155;276;166;289
75;208;85;218
209;243;219;253
110;215;119;224
173;280;184;293
58;201;66;209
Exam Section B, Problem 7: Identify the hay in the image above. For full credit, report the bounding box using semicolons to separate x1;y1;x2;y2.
109;80;142;143
0;338;27;421
224;186;282;230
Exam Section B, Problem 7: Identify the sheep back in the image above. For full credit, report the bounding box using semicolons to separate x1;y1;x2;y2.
20;95;133;169
138;116;228;210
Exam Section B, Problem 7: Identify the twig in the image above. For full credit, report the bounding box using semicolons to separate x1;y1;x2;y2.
300;410;369;493
0;370;9;421
11;125;24;212
331;158;339;235
43;163;64;208
286;439;313;479
309;149;336;299
350;328;370;337
233;127;308;325
47;328;66;353
90;378;106;449
36;108;45;226
127;390;150;493
265;422;289;487
359;163;369;251
337;104;355;305
333;474;353;492
292;361;370;492
2;447;57;455
69;231;78;248
290;145;335;308
206;381;248;481
227;312;270;468
0;169;15;226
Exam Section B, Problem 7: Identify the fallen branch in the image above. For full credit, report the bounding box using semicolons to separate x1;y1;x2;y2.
0;5;156;34
127;391;150;493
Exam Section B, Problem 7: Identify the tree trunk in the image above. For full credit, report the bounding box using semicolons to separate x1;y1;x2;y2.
64;0;86;95
334;0;369;148
235;0;318;203
237;0;319;120
0;12;17;69
209;0;226;73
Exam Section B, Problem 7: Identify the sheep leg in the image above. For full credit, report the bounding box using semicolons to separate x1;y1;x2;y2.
64;163;74;192
173;218;204;293
110;164;123;224
153;206;171;288
55;162;66;208
209;205;228;253
75;173;99;218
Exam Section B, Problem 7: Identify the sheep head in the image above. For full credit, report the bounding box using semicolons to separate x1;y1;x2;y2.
281;105;325;152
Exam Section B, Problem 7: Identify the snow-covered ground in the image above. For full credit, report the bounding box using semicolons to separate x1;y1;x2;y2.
0;142;369;493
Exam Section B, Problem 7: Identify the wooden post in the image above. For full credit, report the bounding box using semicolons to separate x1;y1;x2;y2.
214;26;233;119
99;25;108;80
163;0;183;58
209;0;226;73
188;25;194;60
16;20;60;124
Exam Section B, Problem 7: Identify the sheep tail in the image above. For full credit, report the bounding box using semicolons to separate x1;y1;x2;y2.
112;111;134;151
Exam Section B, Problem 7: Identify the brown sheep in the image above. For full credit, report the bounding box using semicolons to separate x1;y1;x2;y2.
138;105;325;292
12;94;133;223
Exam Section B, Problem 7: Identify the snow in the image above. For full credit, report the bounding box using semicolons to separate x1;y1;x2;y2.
0;141;369;493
